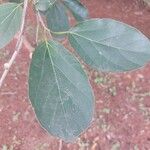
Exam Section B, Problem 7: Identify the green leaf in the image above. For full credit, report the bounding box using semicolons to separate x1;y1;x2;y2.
0;3;22;49
29;40;94;141
46;2;69;39
35;0;56;11
68;19;150;72
63;0;88;21
9;0;23;3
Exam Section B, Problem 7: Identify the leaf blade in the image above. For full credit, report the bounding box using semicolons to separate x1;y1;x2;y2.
0;3;22;49
68;18;150;72
63;0;88;21
35;0;56;11
29;40;94;141
46;2;69;39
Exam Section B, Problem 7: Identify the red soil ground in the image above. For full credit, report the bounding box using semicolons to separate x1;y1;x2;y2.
0;0;150;149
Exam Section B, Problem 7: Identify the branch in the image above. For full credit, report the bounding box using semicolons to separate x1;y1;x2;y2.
0;0;29;88
58;139;63;150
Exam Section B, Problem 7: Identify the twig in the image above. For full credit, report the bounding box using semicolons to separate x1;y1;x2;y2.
37;11;52;39
0;0;29;88
22;36;34;53
14;34;34;52
14;34;34;59
58;139;63;150
37;11;48;31
36;13;40;43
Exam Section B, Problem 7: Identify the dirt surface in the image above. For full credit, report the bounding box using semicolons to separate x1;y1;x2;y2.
0;0;150;150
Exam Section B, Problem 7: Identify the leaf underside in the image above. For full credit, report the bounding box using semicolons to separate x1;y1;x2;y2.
29;40;94;141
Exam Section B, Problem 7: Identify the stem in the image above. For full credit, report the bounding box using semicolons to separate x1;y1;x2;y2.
50;31;69;35
36;13;40;43
37;11;52;39
36;12;69;39
37;11;49;31
0;0;29;88
58;139;63;150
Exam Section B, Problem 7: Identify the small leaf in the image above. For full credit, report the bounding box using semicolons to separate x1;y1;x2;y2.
46;2;69;39
29;40;94;141
63;0;88;21
0;3;22;49
68;19;150;72
35;0;56;12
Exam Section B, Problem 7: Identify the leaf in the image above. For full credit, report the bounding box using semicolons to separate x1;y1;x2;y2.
29;40;94;141
68;19;150;72
0;3;22;49
63;0;88;21
9;0;23;3
46;1;69;39
35;0;56;12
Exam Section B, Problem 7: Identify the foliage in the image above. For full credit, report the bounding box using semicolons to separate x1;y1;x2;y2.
0;0;150;142
0;3;22;48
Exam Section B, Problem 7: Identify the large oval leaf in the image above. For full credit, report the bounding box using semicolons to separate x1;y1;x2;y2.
29;40;94;141
68;19;150;72
63;0;88;22
0;3;22;49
